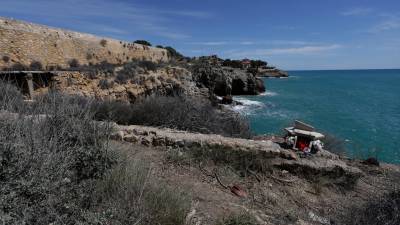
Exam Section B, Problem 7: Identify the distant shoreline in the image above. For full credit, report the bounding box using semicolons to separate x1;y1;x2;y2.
287;68;400;72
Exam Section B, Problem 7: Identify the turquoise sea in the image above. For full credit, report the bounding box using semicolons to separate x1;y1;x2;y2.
234;69;400;164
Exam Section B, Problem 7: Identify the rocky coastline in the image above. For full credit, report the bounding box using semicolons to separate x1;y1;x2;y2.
1;17;399;225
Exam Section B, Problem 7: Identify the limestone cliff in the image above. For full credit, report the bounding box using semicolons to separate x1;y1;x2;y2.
0;17;169;69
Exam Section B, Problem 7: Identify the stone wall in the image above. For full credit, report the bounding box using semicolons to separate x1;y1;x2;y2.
0;17;169;69
111;124;362;182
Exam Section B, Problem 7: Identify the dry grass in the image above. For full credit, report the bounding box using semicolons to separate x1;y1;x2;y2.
91;149;191;225
217;213;258;225
340;190;400;225
0;89;113;224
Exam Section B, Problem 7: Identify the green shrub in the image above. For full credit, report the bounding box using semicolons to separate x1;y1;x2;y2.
0;81;25;111
2;55;10;63
0;87;114;224
98;79;114;89
100;39;107;47
164;46;184;59
134;40;152;46
138;60;158;71
68;58;80;68
29;61;43;70
10;62;28;71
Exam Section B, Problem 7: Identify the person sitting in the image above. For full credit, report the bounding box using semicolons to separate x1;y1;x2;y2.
310;140;323;154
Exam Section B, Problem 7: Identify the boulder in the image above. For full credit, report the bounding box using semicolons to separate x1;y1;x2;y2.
110;131;125;141
123;134;139;143
152;136;166;146
221;95;233;104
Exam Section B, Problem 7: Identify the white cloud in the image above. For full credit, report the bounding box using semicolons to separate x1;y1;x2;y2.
341;8;373;16
226;44;342;58
190;40;315;46
369;15;400;33
269;40;316;45
0;0;210;39
194;41;230;46
267;44;342;54
239;41;255;45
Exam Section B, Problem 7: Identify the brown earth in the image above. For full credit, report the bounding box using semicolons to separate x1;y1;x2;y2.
113;139;400;225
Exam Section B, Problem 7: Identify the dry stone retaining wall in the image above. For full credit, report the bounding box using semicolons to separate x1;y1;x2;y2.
112;124;363;182
0;17;169;69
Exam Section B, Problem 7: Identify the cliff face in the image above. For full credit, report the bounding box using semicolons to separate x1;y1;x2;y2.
0;17;169;69
0;18;267;103
50;67;207;103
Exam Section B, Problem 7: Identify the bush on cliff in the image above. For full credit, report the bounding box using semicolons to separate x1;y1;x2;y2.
164;46;184;60
138;60;157;71
68;58;80;68
98;79;114;89
100;39;107;47
10;62;28;71
93;96;252;138
2;55;10;63
134;40;152;46
222;59;243;68
29;61;43;71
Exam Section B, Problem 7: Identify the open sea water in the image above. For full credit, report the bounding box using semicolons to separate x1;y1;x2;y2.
233;69;400;164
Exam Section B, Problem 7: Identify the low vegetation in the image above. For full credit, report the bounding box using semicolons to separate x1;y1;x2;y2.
217;213;258;225
0;89;112;224
134;40;152;46
68;58;80;68
93;96;252;138
164;46;184;60
2;55;10;63
341;190;400;225
100;39;107;47
93;152;191;225
0;81;191;225
98;79;114;89
29;60;43;70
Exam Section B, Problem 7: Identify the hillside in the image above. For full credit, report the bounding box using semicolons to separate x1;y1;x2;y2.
0;17;169;69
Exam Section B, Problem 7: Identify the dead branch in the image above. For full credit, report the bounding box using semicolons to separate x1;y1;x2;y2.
214;171;229;189
267;174;298;184
247;169;262;182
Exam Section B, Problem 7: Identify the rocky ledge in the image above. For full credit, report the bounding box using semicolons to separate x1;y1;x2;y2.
112;124;363;186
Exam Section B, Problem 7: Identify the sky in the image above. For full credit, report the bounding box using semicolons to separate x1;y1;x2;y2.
1;0;399;70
